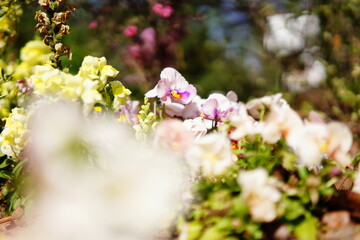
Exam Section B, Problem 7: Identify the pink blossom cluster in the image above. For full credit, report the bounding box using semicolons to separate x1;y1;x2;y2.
152;2;173;18
123;25;138;37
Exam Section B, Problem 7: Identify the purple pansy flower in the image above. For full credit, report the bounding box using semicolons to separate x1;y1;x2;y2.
145;67;197;105
202;93;237;121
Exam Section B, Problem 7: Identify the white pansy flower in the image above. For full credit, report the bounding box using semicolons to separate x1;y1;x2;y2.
183;117;208;138
287;122;353;167
185;133;234;177
238;168;281;222
261;105;303;144
229;103;260;140
246;93;288;119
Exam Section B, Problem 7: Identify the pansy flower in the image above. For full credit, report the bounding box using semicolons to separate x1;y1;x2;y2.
145;67;197;105
202;93;237;121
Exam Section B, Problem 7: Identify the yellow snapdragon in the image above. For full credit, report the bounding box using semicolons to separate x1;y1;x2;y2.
0;107;29;158
29;56;130;113
110;81;132;111
13;40;52;80
78;56;119;89
29;59;101;112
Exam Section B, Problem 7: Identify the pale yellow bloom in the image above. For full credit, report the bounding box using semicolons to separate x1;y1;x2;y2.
78;56;119;89
13;40;52;80
0;108;30;158
110;81;131;111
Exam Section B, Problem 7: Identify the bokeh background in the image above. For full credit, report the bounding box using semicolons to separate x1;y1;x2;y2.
7;0;360;142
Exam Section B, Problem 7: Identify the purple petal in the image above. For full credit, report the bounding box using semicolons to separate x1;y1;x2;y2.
202;99;219;120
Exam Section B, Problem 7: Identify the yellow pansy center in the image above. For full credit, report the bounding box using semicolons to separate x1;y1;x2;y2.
319;140;329;153
171;90;182;99
94;106;102;112
205;153;219;163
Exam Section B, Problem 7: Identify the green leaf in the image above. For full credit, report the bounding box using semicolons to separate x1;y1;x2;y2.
0;171;12;179
282;151;297;171
12;160;25;179
284;199;306;221
199;225;225;240
294;216;318;240
0;158;13;169
187;222;203;240
1;185;9;197
297;166;308;179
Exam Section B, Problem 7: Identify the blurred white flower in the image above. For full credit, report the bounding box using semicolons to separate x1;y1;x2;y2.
264;13;320;56
185;132;234;177
284;59;326;91
15;101;184;240
287;122;353;167
237;168;281;222
261;105;303;144
183;117;208;138
304;60;326;87
154;119;194;153
229;103;260;140
246;93;288;119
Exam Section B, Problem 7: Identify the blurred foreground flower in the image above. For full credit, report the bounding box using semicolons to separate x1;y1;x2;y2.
185;132;234;177
10;101;184;240
238;168;281;222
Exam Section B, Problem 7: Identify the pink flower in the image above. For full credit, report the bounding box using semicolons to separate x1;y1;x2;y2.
128;44;141;59
160;6;173;18
88;20;98;29
154;119;194;153
123;25;138;37
127;27;156;62
145;67;197;105
152;3;163;14
152;2;173;18
202;93;237;121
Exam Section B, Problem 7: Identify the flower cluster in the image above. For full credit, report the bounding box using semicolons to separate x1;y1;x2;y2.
13;40;52;80
0;108;30;158
143;67;356;239
29;56;127;113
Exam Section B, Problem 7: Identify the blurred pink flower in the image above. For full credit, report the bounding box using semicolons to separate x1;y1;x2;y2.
123;25;138;37
154;119;194;153
160;6;173;18
152;2;173;18
128;44;142;59
152;3;163;14
127;27;156;62
146;67;197;105
88;20;98;29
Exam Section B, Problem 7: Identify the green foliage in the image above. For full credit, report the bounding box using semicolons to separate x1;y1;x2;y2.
0;157;27;214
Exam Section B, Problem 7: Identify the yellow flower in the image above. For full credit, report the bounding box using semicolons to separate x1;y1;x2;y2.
110;81;131;111
81;79;103;113
13;40;52;80
0;108;29;158
78;56;119;89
